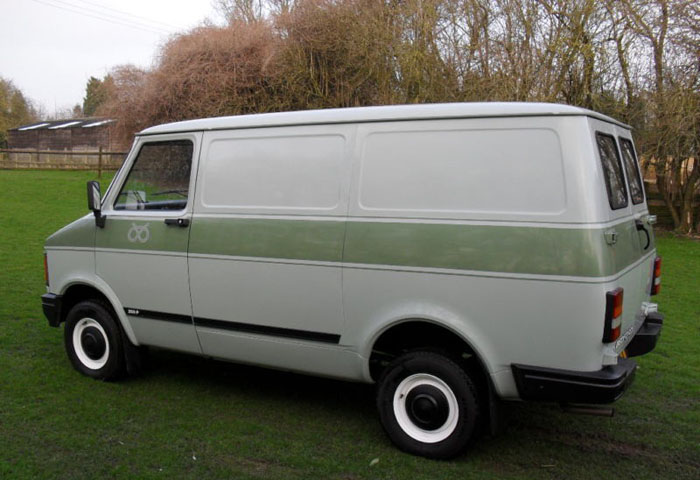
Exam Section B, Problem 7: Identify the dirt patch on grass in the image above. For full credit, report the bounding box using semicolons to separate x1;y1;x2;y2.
213;454;292;477
532;426;662;460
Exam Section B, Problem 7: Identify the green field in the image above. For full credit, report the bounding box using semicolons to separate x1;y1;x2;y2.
1;170;698;479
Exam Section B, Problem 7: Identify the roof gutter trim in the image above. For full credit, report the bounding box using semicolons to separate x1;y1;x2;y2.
136;112;632;137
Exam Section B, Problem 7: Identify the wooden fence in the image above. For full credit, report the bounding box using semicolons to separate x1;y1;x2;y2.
0;148;128;177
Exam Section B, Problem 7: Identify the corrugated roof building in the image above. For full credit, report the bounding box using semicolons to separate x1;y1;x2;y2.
8;118;118;151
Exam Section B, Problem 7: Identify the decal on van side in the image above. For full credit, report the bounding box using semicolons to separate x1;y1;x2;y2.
127;223;150;243
96;218;188;253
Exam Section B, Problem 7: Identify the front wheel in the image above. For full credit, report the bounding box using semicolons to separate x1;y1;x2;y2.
64;300;125;380
376;351;481;459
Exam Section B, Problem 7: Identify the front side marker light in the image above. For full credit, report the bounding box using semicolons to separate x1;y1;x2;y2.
44;253;49;287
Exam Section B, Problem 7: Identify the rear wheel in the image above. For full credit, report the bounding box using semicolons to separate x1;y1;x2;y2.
64;300;125;380
376;351;481;459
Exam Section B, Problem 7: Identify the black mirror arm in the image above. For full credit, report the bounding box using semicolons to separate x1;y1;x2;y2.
93;210;106;228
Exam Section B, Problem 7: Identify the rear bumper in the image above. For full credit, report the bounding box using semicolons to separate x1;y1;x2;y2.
512;358;637;404
511;311;663;404
626;311;663;358
41;293;63;327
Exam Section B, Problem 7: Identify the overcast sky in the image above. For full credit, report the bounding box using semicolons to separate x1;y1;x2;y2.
0;0;222;117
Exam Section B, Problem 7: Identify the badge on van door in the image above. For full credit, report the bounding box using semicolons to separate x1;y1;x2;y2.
127;223;150;243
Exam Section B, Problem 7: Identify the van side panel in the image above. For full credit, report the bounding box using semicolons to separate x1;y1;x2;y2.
343;117;628;396
348;117;596;223
357;128;566;215
343;268;608;397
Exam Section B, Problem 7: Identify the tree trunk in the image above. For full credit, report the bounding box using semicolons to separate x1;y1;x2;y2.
615;34;634;108
653;0;669;96
656;170;681;228
678;191;694;234
679;163;700;233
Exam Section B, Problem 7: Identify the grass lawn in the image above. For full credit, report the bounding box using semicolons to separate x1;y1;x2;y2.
0;169;698;479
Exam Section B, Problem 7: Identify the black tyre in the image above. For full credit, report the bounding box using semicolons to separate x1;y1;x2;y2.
376;351;481;459
64;300;126;380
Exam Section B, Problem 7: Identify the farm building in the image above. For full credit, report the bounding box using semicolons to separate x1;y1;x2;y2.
2;118;127;171
7;118;118;151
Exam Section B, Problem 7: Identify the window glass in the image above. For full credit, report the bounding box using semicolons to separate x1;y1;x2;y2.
115;140;193;211
619;137;645;205
596;133;628;210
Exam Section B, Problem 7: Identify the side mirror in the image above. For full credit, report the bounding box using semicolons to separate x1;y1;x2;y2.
87;181;106;228
87;180;101;211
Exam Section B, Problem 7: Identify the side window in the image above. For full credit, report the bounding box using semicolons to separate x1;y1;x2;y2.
619;137;645;205
596;133;628;210
115;140;193;211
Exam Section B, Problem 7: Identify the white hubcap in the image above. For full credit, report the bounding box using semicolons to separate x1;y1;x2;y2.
393;373;459;443
72;318;109;370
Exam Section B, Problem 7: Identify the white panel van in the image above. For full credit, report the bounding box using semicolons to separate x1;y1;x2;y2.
41;103;663;458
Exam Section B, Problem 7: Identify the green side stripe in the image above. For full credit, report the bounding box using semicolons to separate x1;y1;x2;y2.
188;217;649;278
189;218;345;262
344;220;648;277
48;214;652;278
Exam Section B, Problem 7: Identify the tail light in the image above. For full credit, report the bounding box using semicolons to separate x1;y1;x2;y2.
651;257;662;295
603;288;623;343
44;253;49;286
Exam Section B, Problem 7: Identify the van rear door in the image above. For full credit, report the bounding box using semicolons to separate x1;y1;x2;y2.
590;119;656;348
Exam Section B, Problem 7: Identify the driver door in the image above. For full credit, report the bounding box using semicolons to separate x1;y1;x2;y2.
96;133;202;354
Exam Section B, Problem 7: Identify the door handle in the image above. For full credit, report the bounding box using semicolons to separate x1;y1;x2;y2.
164;218;190;227
635;219;650;250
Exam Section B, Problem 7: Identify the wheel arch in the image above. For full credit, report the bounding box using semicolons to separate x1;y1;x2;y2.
58;278;138;345
365;317;494;389
368;317;499;445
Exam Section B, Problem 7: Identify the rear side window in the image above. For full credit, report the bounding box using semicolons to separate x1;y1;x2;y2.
115;140;193;211
619;137;645;204
596;133;628;210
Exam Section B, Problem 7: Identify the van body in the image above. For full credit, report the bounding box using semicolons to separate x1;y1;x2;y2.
41;103;663;458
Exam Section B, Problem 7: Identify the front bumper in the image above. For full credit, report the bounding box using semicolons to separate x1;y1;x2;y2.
511;311;663;404
41;293;63;327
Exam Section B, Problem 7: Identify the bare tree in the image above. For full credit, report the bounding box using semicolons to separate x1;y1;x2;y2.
100;0;699;232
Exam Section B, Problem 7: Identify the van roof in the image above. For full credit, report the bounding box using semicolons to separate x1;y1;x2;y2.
138;102;630;135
